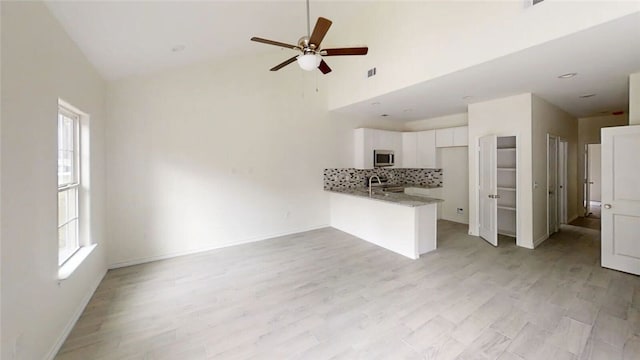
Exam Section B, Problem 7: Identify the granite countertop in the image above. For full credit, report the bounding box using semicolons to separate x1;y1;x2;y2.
325;187;444;207
402;184;442;189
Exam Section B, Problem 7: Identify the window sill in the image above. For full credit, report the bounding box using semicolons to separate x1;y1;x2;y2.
58;244;97;281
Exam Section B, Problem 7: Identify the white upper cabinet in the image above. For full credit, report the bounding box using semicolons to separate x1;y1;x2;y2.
355;126;464;169
402;130;436;168
436;128;454;148
402;132;418;168
354;128;402;169
453;126;468;146
436;126;468;147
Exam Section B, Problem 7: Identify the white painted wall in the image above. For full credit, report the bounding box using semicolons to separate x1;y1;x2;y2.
577;114;629;212
105;51;397;267
1;2;107;359
531;95;578;245
438;147;470;224
468;94;534;248
327;1;640;110
630;72;640;125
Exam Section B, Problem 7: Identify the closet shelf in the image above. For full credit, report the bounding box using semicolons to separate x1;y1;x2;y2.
497;205;516;211
497;187;516;191
497;148;516;151
497;167;516;171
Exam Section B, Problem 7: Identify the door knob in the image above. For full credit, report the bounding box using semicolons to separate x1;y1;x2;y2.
604;204;612;209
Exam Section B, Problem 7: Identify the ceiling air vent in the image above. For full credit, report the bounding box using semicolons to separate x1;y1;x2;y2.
524;0;544;8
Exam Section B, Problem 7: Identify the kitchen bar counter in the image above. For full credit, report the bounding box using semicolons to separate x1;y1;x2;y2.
324;187;443;207
328;188;442;259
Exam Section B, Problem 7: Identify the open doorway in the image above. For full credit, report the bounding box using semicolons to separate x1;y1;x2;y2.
586;144;602;219
572;143;602;230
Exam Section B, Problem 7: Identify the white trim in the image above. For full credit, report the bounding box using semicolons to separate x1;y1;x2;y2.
108;224;328;269
58;244;98;280
534;234;549;248
46;268;107;360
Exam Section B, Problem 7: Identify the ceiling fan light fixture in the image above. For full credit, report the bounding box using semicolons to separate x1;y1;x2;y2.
297;54;321;71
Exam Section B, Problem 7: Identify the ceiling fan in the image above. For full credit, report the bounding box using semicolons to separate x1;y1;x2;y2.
250;0;368;74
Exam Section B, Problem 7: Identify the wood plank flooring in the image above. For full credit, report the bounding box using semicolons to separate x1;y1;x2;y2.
56;221;640;360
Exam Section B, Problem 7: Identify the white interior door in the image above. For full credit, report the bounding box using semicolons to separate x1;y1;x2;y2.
548;135;558;235
601;126;640;275
479;135;498;246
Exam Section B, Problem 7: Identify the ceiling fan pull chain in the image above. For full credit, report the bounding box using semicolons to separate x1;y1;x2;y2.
306;0;311;37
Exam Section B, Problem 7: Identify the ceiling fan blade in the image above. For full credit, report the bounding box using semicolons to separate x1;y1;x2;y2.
270;56;298;71
322;47;368;56
318;60;332;74
251;37;299;50
309;17;332;48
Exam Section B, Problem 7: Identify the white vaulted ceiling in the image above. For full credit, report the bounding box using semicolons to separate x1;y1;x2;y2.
45;0;365;81
45;1;640;119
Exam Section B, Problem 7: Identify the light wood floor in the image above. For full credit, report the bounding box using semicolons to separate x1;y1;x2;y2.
56;221;640;360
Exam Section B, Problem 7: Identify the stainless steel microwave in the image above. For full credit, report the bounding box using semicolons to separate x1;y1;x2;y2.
374;150;394;167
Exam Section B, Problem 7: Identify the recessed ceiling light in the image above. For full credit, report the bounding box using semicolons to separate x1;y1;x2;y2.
371;102;381;106
171;45;185;52
579;93;596;98
558;73;577;79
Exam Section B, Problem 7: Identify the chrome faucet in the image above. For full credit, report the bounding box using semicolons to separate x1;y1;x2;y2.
368;175;382;197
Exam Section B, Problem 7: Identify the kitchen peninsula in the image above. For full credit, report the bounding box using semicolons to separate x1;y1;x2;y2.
324;168;443;259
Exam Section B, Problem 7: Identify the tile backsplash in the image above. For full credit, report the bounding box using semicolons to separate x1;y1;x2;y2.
324;168;443;190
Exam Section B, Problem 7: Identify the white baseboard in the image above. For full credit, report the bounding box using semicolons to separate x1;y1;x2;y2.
108;224;329;269
45;269;107;360
440;216;469;225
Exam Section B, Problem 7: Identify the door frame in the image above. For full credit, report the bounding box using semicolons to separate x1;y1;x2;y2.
547;134;559;236
547;134;568;236
558;139;568;224
474;133;520;246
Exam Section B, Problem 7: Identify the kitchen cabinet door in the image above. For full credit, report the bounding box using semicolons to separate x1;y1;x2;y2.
402;132;418;168
354;128;375;169
436;128;454;148
417;130;437;168
453;126;468;146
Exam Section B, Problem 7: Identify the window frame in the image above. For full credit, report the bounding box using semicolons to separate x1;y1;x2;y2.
58;105;82;266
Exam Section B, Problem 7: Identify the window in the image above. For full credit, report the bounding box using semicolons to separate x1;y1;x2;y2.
58;106;81;266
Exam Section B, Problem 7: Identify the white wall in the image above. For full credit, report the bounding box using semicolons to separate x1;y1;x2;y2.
531;95;578;245
439;147;470;224
327;1;640;111
105;51;396;267
1;2;107;359
468;94;534;248
630;72;640;125
577;114;629;213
